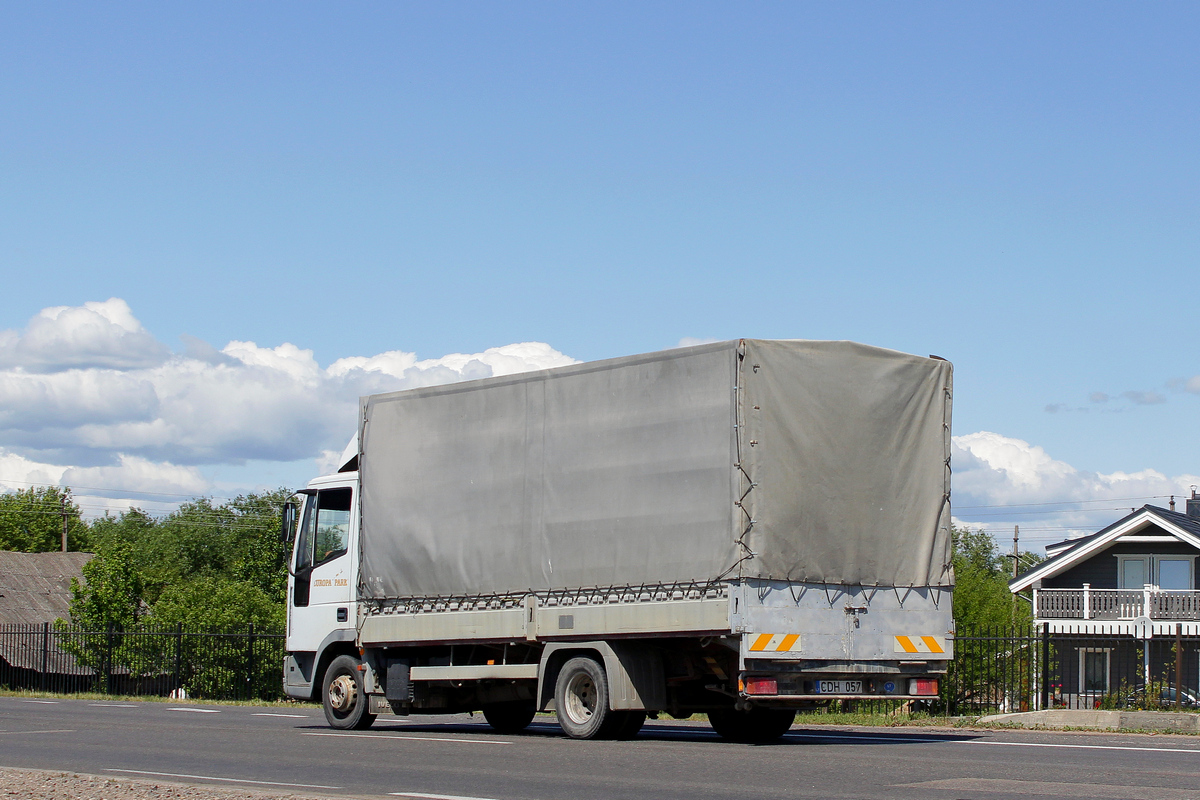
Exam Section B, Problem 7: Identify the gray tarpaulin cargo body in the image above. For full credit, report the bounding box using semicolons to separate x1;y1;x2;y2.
358;339;953;602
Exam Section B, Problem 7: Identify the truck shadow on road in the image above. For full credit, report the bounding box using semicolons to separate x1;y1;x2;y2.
300;721;982;746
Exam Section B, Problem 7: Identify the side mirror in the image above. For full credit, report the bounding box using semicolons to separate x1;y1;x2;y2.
281;500;297;544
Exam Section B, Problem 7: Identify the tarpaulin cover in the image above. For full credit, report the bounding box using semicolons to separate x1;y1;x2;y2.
358;340;952;600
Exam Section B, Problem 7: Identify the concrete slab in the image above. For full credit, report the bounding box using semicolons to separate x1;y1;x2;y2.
978;709;1200;732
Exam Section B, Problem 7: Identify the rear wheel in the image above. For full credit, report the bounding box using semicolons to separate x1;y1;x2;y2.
482;700;537;734
322;655;376;730
708;707;795;743
555;656;612;739
606;709;646;740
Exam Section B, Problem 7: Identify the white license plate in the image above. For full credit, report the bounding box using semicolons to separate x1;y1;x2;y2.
815;680;863;694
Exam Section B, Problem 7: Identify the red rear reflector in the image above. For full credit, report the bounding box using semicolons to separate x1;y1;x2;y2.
744;677;778;695
908;678;938;696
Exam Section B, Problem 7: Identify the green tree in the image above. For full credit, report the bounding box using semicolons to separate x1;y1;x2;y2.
142;575;285;699
64;540;143;631
127;489;291;605
943;526;1045;713
146;575;284;632
222;488;293;604
951;525;1041;631
0;486;88;552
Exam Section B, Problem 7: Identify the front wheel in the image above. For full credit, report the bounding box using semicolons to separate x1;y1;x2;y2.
322;654;376;730
708;706;795;743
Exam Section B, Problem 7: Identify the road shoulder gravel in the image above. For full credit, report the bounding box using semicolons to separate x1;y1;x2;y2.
0;767;367;800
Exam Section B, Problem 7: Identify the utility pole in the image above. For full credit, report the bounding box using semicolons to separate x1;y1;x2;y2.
1012;525;1019;626
60;494;68;552
1013;525;1019;579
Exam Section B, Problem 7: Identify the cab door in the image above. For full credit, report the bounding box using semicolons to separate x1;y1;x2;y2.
287;486;354;653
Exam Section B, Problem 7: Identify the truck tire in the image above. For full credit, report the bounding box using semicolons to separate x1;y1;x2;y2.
554;656;615;739
481;700;536;734
322;655;376;730
708;707;795;743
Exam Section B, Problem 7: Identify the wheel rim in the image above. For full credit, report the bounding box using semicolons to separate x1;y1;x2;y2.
563;671;596;724
328;673;357;714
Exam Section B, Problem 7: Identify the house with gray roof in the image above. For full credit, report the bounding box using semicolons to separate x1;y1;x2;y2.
0;551;93;686
1010;491;1199;708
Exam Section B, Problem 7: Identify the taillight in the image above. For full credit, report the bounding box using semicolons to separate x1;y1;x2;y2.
908;678;938;696
743;677;779;695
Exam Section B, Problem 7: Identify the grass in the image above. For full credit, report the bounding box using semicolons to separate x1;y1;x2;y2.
0;687;319;709
792;711;977;727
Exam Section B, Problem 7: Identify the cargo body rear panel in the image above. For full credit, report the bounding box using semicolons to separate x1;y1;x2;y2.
730;579;951;702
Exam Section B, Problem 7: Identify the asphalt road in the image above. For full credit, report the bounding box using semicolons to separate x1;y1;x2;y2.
2;697;1199;800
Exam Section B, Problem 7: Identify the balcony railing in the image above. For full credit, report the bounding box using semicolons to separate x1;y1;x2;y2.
1034;586;1200;621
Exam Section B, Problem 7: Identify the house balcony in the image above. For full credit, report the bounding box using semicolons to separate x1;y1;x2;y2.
1033;586;1200;635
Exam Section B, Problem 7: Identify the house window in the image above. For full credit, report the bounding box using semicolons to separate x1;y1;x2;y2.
1119;557;1147;589
1080;648;1110;694
1157;558;1193;590
1116;554;1195;590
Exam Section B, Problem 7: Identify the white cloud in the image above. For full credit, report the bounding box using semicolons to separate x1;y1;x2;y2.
62;455;208;498
1168;375;1200;394
328;342;575;388
0;298;170;372
952;431;1200;550
0;447;211;519
0;299;579;514
676;337;721;348
1121;390;1166;405
0;449;67;488
0;369;159;430
314;448;348;477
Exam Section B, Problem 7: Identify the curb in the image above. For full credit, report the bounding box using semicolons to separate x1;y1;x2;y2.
978;709;1200;732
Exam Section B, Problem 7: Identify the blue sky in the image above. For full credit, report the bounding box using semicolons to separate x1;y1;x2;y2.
1;3;1197;548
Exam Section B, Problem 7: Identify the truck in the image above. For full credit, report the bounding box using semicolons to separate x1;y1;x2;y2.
282;338;954;742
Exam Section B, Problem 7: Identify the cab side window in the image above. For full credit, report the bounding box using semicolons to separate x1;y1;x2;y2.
312;488;352;566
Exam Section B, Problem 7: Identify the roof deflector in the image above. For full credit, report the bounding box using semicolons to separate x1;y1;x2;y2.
337;432;359;473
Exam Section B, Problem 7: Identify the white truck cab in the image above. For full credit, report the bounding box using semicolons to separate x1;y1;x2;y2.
283;472;358;702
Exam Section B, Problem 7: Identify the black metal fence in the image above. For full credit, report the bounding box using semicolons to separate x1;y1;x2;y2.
808;625;1199;716
0;623;284;700
3;622;1197;713
1039;626;1199;711
945;624;1200;715
943;625;1038;714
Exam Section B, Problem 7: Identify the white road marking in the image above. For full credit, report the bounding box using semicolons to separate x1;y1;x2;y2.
304;731;511;745
0;729;75;735
784;731;1200;754
104;768;341;789
961;738;1200;755
21;700;59;704
898;777;1198;799
251;712;309;718
168;707;222;713
89;703;137;708
390;793;503;800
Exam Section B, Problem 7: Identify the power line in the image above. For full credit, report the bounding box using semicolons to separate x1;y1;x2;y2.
954;494;1173;510
0;477;267;502
0;507;279;532
0;498;283;523
956;506;1150;519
